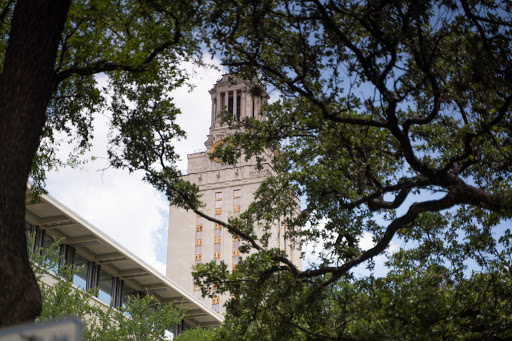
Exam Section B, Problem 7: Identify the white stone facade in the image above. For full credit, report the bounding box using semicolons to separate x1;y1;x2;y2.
166;75;302;315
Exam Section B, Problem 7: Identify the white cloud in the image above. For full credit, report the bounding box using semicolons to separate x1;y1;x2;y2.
46;55;224;274
172;59;224;173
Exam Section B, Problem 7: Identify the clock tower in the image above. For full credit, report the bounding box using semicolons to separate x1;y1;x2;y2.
166;75;301;315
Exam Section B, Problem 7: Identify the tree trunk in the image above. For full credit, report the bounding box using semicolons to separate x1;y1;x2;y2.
0;0;70;327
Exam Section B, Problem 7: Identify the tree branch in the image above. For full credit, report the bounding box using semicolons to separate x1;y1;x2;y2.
55;33;181;84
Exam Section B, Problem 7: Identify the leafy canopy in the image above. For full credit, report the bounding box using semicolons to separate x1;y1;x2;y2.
174;326;217;341
28;234;185;341
0;0;205;206
192;0;512;339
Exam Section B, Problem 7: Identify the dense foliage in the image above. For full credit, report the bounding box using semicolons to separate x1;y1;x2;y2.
0;0;200;195
29;236;185;340
190;0;512;339
3;0;512;337
0;0;204;324
174;326;218;341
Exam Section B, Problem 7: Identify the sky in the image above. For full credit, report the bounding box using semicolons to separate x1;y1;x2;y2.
43;55;394;278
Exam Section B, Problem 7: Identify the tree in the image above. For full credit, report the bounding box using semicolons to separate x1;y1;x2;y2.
174;326;217;341
0;0;202;326
29;234;185;340
191;0;512;339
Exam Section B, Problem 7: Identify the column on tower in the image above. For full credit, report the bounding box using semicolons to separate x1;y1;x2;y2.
216;91;221;127
224;91;229;126
241;88;246;120
211;96;216;127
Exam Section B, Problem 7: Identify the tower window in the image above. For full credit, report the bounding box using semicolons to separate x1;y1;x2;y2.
278;219;281;249
215;192;222;216
214;192;223;260
233;217;240;269
233;189;241;215
228;92;234;115
212;296;220;313
195;211;203;263
196;214;203;228
215;199;222;209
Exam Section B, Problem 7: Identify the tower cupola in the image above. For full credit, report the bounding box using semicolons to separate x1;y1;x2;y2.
208;75;269;131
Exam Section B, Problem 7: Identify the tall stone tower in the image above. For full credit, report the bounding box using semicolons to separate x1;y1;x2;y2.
166;75;301;315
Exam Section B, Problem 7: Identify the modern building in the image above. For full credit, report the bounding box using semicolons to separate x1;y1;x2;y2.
25;188;223;335
166;75;302;315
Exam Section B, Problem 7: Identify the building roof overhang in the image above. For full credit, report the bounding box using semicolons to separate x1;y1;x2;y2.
25;188;223;328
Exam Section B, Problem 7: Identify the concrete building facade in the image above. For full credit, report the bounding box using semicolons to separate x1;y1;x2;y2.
166;75;302;315
25;188;223;335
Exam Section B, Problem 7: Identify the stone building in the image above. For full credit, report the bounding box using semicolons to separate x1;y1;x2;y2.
166;75;302;315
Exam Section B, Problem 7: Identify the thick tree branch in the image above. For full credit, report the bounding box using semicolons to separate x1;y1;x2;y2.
0;0;14;26
445;94;512;175
55;34;181;84
0;0;71;326
275;310;359;341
